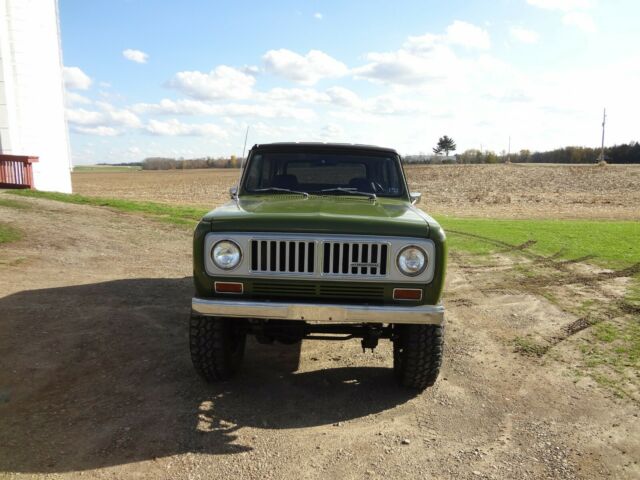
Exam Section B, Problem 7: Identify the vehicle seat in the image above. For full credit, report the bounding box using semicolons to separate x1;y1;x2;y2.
271;174;299;189
348;177;375;193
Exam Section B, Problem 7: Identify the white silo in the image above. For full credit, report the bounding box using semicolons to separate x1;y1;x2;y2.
0;0;72;193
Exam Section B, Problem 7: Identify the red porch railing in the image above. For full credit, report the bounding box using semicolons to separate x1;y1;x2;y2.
0;155;39;189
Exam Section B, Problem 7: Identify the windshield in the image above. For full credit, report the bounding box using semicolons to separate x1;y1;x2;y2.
242;152;406;197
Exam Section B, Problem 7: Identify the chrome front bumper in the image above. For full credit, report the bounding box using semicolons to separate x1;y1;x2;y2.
191;298;445;325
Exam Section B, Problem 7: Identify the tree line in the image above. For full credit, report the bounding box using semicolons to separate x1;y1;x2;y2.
112;140;640;170
457;142;640;164
140;156;242;170
406;139;640;164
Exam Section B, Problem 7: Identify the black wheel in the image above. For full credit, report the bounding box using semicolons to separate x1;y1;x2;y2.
189;315;246;382
393;324;444;390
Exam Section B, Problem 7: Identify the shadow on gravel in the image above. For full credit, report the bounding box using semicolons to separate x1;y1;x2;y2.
0;278;415;474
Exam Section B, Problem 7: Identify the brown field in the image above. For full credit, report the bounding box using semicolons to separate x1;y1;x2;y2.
2;163;639;479
71;163;640;219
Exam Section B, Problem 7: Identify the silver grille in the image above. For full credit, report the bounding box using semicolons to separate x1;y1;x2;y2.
250;239;315;273
322;242;388;276
205;233;435;283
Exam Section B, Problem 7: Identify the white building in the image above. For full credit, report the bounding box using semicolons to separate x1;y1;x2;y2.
0;0;72;193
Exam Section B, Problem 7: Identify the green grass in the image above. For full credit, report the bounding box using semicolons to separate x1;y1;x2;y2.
0;223;22;244
513;336;550;357
436;215;640;401
73;165;142;173
627;276;640;309
578;319;640;400
7;191;640;268
8;190;208;226
0;197;31;210
437;217;640;269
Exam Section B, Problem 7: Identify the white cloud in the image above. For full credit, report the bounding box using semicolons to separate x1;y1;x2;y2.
527;0;596;32
241;65;260;75
72;126;120;136
404;21;490;52
364;94;426;115
325;86;362;108
321;123;344;139
353;46;460;85
66;108;104;126
353;21;492;86
262;49;348;85
132;98;315;121
262;85;416;115
66;102;141;131
562;11;596;32
65;92;92;106
314;12;323;20
265;87;330;103
95;102;142;128
403;33;440;54
445;20;490;49
526;0;592;11
63;66;92;90
167;65;255;100
509;26;540;44
145;119;227;137
122;49;149;64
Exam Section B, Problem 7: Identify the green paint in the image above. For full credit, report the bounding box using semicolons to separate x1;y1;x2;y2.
194;195;447;305
203;196;434;237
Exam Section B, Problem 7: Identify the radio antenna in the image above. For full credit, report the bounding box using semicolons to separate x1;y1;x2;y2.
233;125;250;203
241;125;250;161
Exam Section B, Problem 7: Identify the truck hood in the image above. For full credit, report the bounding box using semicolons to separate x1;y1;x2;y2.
201;195;432;237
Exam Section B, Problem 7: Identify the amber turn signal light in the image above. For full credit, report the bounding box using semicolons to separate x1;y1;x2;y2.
393;288;423;301
214;282;244;294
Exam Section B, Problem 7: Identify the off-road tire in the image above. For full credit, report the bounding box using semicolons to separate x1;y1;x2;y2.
393;324;443;390
189;315;246;382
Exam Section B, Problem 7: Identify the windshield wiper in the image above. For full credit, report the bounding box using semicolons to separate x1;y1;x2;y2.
253;187;309;198
317;187;376;200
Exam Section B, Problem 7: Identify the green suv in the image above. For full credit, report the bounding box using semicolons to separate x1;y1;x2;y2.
190;143;446;389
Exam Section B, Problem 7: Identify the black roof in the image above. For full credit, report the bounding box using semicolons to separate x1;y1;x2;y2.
250;142;398;155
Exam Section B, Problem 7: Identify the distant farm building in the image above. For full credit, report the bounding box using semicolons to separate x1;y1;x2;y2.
0;0;72;192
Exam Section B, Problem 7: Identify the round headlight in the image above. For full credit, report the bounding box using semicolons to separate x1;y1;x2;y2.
211;240;242;270
397;246;427;276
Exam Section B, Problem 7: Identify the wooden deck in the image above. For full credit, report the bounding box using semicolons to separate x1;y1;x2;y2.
0;154;38;189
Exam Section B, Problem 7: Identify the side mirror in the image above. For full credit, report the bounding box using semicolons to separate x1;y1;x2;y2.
410;192;422;205
229;186;238;199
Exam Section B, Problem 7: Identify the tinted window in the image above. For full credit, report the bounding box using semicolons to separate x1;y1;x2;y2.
243;152;405;197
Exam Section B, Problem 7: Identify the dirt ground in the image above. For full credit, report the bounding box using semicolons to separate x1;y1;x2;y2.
71;163;640;220
1;195;638;479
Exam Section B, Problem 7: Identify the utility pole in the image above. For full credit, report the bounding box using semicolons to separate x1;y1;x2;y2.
599;108;606;163
506;136;511;164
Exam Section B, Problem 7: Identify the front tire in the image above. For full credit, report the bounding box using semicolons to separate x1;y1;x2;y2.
189;315;246;382
393;324;443;390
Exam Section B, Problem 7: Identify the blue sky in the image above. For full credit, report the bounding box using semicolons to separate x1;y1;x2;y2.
60;0;640;164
